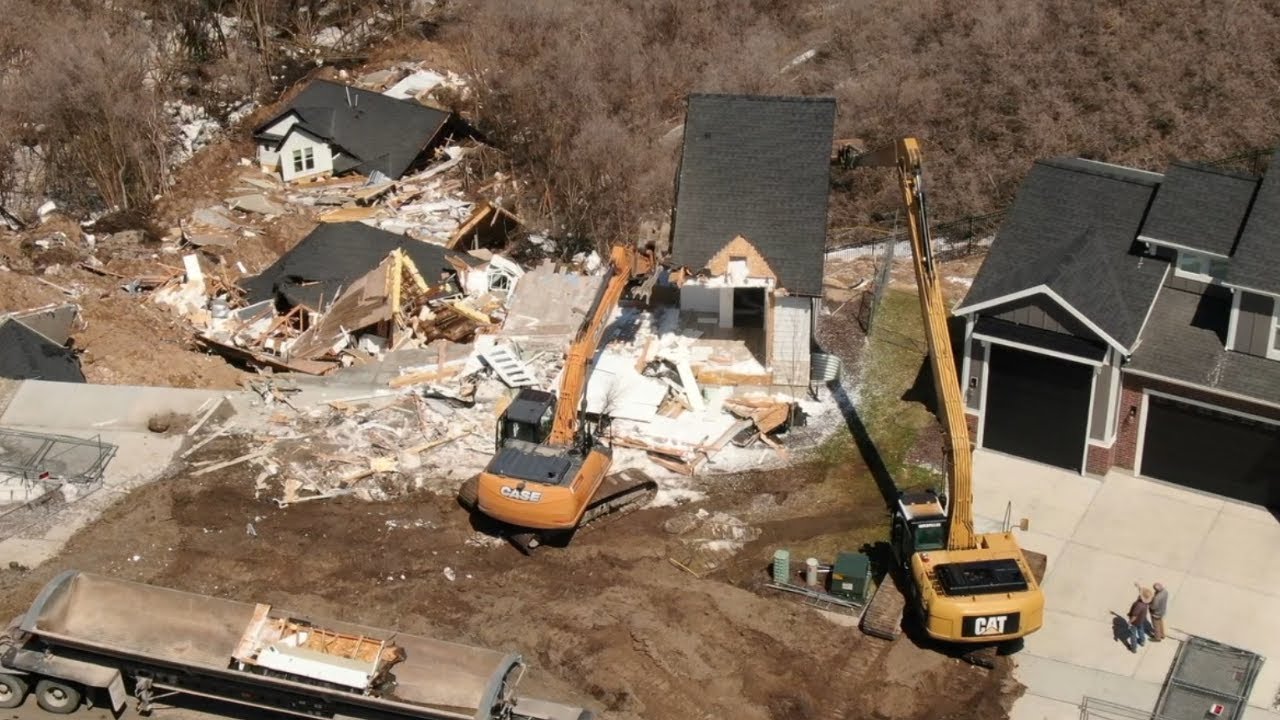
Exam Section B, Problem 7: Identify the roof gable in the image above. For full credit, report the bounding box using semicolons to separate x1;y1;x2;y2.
955;158;1169;352
1139;161;1258;258
255;80;451;179
1226;148;1280;295
669;93;835;296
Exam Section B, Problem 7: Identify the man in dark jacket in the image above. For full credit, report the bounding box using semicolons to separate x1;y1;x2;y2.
1127;586;1153;653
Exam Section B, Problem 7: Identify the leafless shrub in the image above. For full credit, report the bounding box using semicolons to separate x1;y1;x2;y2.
454;0;803;253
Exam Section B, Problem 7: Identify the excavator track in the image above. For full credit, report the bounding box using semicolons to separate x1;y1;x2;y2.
456;469;658;554
859;576;906;641
577;468;658;529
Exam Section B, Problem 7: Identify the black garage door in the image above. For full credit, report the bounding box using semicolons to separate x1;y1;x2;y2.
984;346;1093;471
1142;395;1280;507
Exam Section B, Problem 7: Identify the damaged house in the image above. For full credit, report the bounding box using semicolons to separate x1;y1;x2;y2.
240;221;483;312
0;304;84;383
194;222;491;372
954;155;1280;507
253;79;459;183
666;94;835;388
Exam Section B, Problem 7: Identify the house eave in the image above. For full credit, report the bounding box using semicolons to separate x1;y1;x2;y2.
953;285;1130;355
1122;367;1280;412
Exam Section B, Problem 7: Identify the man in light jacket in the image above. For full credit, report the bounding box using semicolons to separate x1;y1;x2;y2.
1149;583;1170;642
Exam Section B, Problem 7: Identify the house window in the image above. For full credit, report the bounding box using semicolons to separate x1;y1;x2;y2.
1174;251;1227;281
291;146;315;173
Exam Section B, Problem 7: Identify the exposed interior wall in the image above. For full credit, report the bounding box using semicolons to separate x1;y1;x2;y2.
770;295;811;386
278;130;333;182
7;303;78;344
677;285;719;313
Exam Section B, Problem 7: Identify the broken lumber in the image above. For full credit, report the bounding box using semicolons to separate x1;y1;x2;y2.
181;422;235;458
388;365;461;388
190;448;269;477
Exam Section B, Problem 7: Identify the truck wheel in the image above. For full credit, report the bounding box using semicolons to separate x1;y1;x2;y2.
0;674;29;709
35;679;81;714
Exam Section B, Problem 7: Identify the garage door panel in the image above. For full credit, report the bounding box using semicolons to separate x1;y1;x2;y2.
984;346;1092;472
1142;396;1280;507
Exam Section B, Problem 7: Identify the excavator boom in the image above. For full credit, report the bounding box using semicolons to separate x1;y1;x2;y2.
547;244;635;446
847;139;975;551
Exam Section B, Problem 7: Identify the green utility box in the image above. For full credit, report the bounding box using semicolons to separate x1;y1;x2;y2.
828;552;871;602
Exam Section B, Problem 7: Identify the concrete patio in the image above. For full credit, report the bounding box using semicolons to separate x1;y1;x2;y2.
971;449;1280;719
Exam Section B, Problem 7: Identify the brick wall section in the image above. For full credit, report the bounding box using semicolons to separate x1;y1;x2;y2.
1113;379;1146;470
965;412;979;446
1112;373;1280;472
1086;443;1115;476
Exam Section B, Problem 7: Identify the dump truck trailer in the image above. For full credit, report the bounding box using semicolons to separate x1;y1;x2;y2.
0;571;591;720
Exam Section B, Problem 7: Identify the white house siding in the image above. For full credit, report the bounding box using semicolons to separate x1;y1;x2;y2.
278;130;334;182
256;115;301;171
257;144;281;171
771;296;811;386
263;115;300;137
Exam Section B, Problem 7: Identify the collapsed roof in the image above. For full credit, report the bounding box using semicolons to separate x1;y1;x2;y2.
253;79;453;180
0;319;85;383
240;222;482;310
669;94;835;297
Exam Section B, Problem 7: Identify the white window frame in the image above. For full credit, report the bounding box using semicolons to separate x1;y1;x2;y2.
292;146;315;173
1173;250;1227;282
1267;296;1280;361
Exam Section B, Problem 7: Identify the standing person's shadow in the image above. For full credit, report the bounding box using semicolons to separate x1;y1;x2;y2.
1110;612;1132;648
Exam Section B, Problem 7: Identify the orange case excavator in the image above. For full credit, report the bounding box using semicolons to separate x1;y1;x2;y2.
458;245;657;552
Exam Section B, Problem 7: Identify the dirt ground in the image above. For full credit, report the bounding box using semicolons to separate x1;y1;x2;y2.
0;432;1021;720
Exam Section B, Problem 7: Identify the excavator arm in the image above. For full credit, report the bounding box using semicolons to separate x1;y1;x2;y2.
844;139;976;552
546;244;636;447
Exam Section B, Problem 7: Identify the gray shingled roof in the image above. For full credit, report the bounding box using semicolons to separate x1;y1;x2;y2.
955;158;1168;351
1127;286;1280;406
669;94;835;297
240;222;481;309
1227;148;1280;295
255;80;451;179
0;319;85;383
1139;162;1258;257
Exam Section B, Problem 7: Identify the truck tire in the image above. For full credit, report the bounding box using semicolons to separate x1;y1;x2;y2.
0;673;29;709
34;679;81;714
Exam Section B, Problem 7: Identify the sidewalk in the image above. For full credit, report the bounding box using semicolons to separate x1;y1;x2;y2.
971;450;1280;719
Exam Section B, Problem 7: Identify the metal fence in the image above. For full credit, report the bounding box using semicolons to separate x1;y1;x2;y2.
1153;636;1264;720
0;428;117;536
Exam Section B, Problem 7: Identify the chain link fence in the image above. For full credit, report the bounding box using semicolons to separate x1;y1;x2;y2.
0;428;117;541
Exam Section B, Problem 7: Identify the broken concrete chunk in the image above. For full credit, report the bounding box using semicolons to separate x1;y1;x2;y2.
226;194;287;216
191;206;242;230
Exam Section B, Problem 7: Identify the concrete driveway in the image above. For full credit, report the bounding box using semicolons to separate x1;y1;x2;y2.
971;449;1280;720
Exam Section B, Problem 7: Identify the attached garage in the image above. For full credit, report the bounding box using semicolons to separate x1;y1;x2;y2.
1140;394;1280;507
983;345;1094;472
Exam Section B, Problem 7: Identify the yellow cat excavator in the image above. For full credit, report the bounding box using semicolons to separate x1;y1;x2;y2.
457;244;657;553
842;138;1045;657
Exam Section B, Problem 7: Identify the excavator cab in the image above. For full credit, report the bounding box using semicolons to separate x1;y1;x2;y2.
496;389;556;447
889;490;948;569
